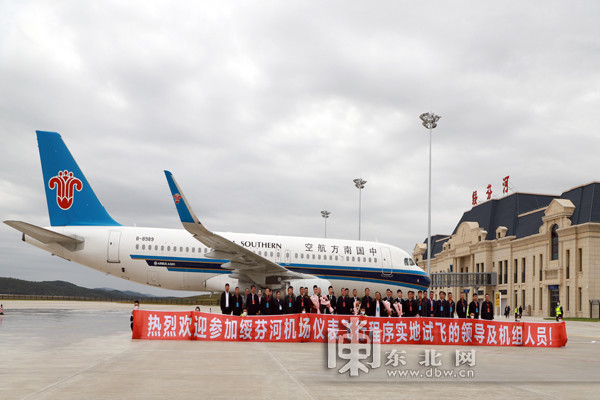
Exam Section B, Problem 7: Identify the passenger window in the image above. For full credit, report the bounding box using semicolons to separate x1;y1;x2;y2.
270;251;274;257
192;247;195;253
186;247;189;252
167;246;171;251
312;254;316;260
161;245;164;251
374;258;377;263
142;244;145;250
180;247;183;252
136;244;139;250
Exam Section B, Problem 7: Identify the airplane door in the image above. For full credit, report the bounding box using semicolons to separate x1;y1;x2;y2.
381;247;392;276
107;231;121;263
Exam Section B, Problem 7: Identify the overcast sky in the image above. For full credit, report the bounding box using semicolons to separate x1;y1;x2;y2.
1;1;600;296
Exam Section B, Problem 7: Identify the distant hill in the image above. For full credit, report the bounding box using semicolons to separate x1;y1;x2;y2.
0;277;151;298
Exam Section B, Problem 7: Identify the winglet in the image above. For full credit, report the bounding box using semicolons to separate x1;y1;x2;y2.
164;171;200;225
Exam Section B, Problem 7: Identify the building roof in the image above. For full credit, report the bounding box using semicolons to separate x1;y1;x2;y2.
560;182;600;224
421;182;600;259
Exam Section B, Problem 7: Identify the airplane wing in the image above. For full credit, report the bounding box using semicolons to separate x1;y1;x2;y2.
164;171;300;280
4;220;83;251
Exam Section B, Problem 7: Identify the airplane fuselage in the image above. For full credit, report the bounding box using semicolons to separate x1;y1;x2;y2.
26;226;429;295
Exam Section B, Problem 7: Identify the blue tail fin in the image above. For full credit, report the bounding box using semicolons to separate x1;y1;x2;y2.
36;131;120;226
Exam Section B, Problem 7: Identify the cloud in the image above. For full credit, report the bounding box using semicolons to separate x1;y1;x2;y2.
1;0;600;294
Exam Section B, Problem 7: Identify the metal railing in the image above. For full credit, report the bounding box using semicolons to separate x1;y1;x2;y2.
431;272;498;288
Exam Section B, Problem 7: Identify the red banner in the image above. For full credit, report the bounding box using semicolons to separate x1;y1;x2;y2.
132;311;567;347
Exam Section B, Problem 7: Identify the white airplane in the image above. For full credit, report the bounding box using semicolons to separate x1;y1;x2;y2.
5;131;430;296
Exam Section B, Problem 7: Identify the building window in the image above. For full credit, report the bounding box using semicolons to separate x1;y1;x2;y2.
514;259;518;283
504;260;508;283
566;286;570;311
539;254;543;282
499;262;503;284
551;224;559;260
578;248;582;272
533;288;535;310
533;255;535;277
578;287;582;312
539;288;542;311
522;290;525;308
521;258;526;283
566;249;570;279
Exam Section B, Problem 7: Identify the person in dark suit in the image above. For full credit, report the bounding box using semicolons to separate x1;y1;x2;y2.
481;293;494;320
325;286;336;314
351;289;360;312
261;288;274;315
404;291;417;317
220;283;233;315
362;288;374;316
336;288;349;314
456;292;468;318
417;290;427;317
447;292;455;318
373;292;386;317
427;291;437;317
242;288;249;309
231;286;244;316
284;286;296;314
296;287;308;313
384;289;395;316
468;293;480;319
246;285;259;315
274;290;284;314
435;291;450;318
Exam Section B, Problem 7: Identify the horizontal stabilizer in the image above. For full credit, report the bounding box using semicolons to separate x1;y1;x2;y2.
4;220;83;245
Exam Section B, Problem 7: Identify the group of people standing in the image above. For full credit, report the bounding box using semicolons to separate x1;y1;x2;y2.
219;284;496;320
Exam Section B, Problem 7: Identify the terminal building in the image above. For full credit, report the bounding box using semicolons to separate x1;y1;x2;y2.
413;182;600;318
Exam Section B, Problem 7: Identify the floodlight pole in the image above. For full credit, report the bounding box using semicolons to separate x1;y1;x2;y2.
321;210;330;238
353;178;366;240
419;112;441;295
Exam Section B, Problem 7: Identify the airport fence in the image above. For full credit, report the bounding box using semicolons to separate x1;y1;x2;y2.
0;294;219;306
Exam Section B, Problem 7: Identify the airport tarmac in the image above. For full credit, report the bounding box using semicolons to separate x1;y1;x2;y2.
0;301;599;400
